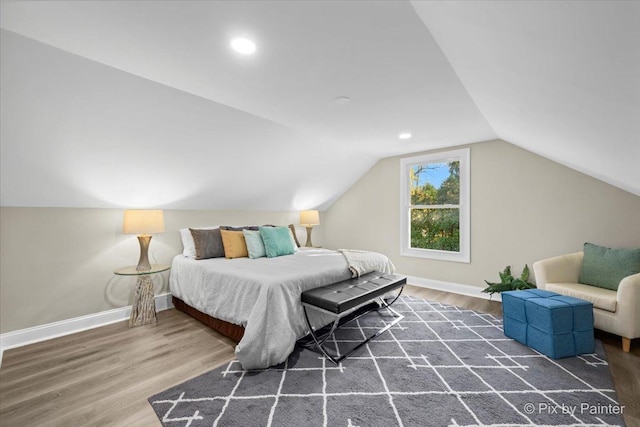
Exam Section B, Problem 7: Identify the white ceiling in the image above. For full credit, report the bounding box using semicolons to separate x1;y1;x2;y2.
1;1;637;210
411;0;640;197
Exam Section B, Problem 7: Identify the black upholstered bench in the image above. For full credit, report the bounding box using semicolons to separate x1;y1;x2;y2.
300;271;406;364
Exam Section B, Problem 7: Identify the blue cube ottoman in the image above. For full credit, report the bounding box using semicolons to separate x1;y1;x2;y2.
502;289;594;358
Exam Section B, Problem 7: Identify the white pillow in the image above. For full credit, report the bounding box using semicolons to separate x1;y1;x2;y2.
179;226;218;257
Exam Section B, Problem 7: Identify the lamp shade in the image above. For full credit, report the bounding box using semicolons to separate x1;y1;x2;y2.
300;210;320;226
123;210;165;234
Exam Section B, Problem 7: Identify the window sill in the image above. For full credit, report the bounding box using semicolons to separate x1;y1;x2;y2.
401;248;470;263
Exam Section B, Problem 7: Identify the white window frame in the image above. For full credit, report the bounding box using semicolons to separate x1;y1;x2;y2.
400;148;470;263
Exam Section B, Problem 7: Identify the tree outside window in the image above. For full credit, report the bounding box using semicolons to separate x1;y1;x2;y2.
400;149;470;262
410;161;460;251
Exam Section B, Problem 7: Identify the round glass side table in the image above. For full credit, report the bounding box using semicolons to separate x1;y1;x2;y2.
114;264;170;327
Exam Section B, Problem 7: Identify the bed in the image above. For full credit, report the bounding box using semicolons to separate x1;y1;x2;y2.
169;247;394;369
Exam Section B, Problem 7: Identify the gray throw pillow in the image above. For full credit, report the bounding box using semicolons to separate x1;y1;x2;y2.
220;225;259;231
190;228;225;260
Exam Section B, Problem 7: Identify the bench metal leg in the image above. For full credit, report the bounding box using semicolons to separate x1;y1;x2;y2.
302;286;405;365
379;285;404;308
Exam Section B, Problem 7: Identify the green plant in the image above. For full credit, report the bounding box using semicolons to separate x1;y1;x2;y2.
482;265;536;296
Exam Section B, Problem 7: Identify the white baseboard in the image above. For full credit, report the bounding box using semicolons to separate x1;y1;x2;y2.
0;293;174;367
0;279;496;366
405;275;502;303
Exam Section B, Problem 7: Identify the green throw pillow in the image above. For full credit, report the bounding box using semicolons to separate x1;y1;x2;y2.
578;242;640;291
259;226;296;258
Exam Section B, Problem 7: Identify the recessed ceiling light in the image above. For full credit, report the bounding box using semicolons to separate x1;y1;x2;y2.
399;132;412;140
231;38;256;55
334;96;351;105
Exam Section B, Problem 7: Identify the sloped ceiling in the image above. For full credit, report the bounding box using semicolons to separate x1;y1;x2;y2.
411;0;640;197
1;1;637;210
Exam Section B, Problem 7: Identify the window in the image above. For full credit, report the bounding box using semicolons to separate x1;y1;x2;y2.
400;148;470;262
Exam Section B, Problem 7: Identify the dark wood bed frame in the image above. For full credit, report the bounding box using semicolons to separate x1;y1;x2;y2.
172;296;245;342
172;226;301;344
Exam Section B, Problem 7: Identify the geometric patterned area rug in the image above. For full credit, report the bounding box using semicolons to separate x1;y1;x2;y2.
149;295;624;427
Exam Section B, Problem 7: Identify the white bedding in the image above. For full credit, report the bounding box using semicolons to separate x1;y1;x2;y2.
170;248;356;369
339;249;396;278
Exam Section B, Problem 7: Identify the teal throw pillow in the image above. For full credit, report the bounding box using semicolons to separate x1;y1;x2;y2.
578;242;640;291
259;226;295;258
243;230;266;259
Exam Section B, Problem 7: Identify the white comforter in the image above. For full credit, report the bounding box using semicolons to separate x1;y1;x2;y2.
171;248;364;369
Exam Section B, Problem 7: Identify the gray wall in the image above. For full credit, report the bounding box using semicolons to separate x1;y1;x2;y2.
0;208;318;333
323;139;640;287
2;139;638;334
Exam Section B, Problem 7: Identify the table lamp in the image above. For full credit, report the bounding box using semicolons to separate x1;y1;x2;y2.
300;210;320;247
123;209;165;271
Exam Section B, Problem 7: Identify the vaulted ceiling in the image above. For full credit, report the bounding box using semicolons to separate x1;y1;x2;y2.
1;1;638;210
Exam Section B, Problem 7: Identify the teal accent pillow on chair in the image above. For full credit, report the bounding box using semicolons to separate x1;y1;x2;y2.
259;226;296;258
579;243;640;291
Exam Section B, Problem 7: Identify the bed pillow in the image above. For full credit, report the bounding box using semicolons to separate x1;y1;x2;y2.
220;225;259;231
189;228;225;260
579;242;640;291
180;226;218;257
289;229;299;252
288;224;301;248
259;226;296;258
220;230;249;259
243;229;266;259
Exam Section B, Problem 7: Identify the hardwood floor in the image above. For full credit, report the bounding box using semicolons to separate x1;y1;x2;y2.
1;285;637;426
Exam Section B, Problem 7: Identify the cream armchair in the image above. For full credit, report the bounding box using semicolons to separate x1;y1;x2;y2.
533;251;640;352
